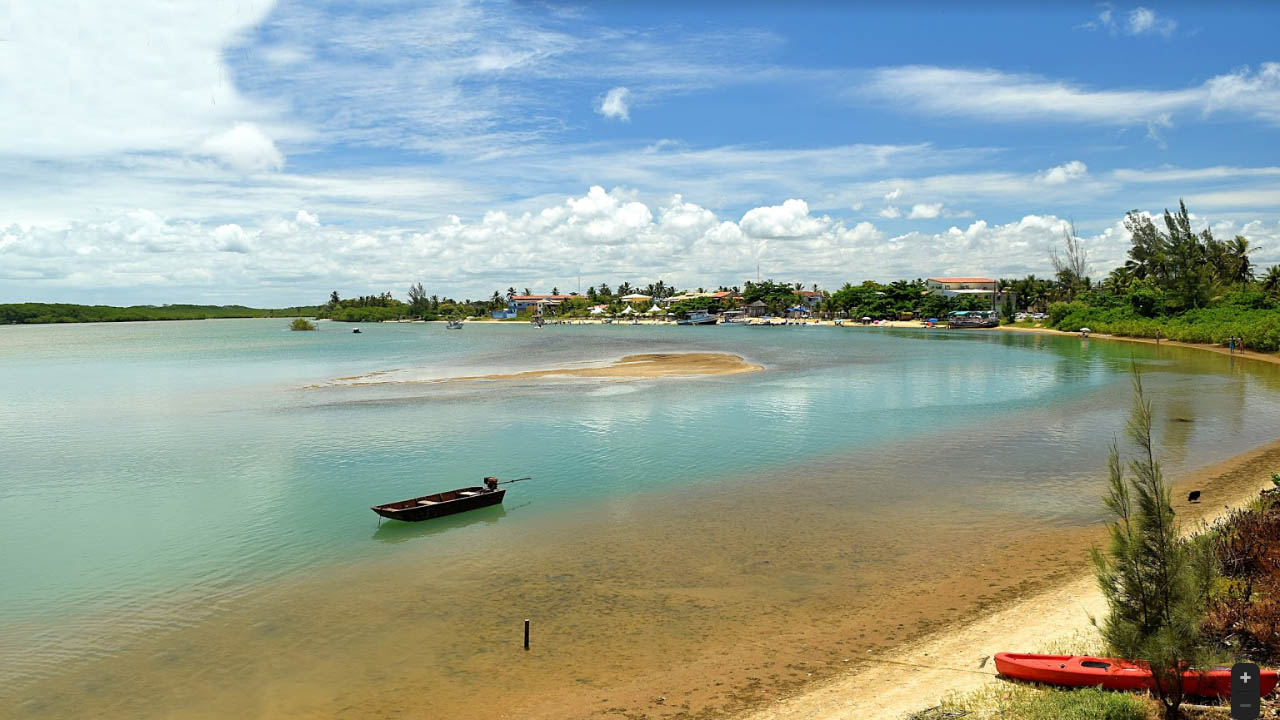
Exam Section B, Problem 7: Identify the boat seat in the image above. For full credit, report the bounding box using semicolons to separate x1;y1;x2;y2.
458;491;479;497
417;500;438;506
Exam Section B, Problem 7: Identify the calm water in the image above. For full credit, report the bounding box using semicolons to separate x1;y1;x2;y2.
4;320;1280;717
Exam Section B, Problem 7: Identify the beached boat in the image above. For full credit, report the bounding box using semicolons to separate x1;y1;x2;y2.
446;319;463;329
993;653;1277;698
677;310;717;325
720;310;748;324
371;477;529;522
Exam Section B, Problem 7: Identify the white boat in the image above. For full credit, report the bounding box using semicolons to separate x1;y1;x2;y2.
720;310;748;324
446;319;463;329
677;310;718;325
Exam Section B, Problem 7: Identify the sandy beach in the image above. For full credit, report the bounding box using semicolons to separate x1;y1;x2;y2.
742;384;1280;718
999;323;1280;367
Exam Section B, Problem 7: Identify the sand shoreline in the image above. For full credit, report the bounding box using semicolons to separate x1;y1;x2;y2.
998;323;1280;366
743;421;1280;717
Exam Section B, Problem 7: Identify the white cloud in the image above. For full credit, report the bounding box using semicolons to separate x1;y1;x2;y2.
1038;161;1089;185
198;124;285;173
740;199;826;238
598;87;632;121
1083;5;1177;38
884;188;902;201
1126;7;1176;37
879;206;902;219
5;186;1280;304
908;203;943;219
0;0;287;158
858;64;1280;129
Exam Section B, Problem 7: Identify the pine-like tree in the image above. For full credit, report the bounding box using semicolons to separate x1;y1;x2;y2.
1090;366;1218;719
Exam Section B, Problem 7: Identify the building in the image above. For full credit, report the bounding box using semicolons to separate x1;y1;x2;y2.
797;290;824;308
926;277;1016;311
507;294;574;315
925;277;998;297
746;300;769;317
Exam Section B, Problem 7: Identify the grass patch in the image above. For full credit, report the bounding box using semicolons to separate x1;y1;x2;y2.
926;683;1155;720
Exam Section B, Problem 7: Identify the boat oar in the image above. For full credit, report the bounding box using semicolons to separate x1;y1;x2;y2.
497;476;531;485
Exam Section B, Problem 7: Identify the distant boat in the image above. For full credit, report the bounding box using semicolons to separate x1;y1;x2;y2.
721;310;748;324
677;310;717;325
352;328;362;334
446;319;463;329
372;477;529;522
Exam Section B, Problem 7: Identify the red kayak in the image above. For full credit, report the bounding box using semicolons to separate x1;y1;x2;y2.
994;653;1278;698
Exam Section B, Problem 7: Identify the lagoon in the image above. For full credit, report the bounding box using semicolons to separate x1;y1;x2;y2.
3;319;1280;718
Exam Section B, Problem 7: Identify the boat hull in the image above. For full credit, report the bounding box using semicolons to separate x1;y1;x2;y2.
372;487;505;522
994;653;1277;698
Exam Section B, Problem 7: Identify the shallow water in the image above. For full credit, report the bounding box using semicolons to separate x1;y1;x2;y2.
3;320;1280;717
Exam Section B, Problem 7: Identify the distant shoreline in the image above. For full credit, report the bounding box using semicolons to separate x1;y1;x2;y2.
997;323;1280;366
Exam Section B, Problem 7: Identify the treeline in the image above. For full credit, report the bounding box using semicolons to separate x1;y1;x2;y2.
0;303;320;325
1037;200;1280;351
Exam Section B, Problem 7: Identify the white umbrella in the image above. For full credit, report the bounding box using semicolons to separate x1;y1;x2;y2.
620;306;635;315
1080;327;1091;332
589;306;604;315
647;304;665;314
862;316;871;321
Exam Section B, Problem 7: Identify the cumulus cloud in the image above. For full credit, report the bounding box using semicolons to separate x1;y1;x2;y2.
884;188;902;201
907;203;943;219
198;124;285;173
879;206;902;219
598;87;632;121
1038;161;1089;185
6;186;1280;305
740;199;827;238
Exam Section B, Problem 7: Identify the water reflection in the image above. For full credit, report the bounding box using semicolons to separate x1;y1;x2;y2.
372;504;514;544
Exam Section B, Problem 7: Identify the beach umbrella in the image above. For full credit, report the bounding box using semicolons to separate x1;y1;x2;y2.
589;307;604;315
647;304;665;314
861;316;871;321
1080;327;1091;332
928;318;938;323
620;306;635;315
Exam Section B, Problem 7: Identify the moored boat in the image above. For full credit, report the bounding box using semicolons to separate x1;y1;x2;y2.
372;476;529;522
993;653;1277;698
677;310;718;325
446;319;463;329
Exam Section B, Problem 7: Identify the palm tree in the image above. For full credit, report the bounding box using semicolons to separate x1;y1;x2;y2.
1262;265;1280;296
1226;235;1256;285
1106;267;1135;295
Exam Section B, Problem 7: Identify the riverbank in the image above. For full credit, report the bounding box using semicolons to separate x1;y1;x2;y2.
999;323;1280;366
742;429;1280;719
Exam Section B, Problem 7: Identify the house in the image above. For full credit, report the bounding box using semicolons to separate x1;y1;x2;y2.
797;290;824;308
507;294;573;315
925;277;998;297
746;300;768;317
925;277;1016;310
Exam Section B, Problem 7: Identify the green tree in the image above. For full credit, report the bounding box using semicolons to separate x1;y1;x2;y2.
1090;367;1218;720
407;283;428;318
1263;265;1280;296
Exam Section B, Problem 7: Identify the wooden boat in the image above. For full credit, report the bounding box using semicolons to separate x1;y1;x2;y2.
372;477;528;522
994;653;1278;698
446;319;463;329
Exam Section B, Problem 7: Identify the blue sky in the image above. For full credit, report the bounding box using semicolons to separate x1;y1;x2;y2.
3;1;1279;304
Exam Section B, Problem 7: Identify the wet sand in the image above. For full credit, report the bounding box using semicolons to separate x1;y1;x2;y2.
320;352;762;387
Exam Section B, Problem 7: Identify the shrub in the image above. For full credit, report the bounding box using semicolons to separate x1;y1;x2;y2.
290;318;317;331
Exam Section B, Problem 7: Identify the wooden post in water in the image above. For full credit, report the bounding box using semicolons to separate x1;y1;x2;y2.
523;619;530;650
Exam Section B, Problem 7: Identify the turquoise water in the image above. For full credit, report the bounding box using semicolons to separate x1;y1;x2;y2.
4;319;1280;715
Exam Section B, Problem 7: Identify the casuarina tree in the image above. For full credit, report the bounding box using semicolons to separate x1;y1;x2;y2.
1090;364;1218;720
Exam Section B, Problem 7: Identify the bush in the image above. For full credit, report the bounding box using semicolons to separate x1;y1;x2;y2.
290;318;317;331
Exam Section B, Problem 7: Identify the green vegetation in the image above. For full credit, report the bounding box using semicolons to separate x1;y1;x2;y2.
1203;488;1280;666
925;682;1151;720
290;318;317;331
1090;367;1218;719
0;303;320;325
1033;200;1280;351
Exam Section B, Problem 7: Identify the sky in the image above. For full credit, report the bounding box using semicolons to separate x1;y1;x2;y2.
3;1;1280;305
